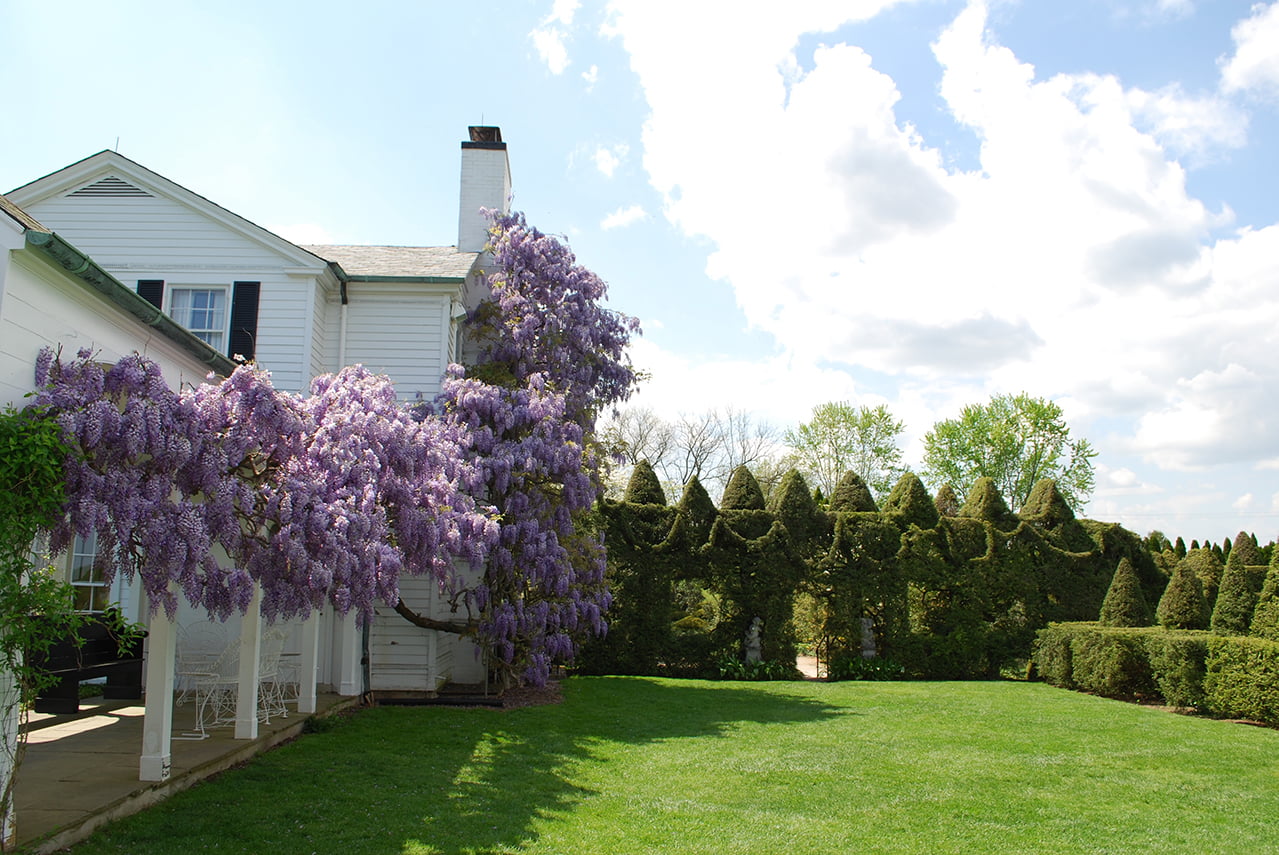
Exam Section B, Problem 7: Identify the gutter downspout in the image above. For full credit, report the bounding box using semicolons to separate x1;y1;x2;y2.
24;230;236;376
330;261;349;372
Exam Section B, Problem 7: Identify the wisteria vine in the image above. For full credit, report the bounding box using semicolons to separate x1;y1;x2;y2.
33;353;497;625
30;210;638;688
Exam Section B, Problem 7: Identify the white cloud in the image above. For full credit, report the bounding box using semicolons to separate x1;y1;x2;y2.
1234;492;1256;511
582;64;599;90
607;0;1279;481
601;204;648;230
1125;84;1247;156
531;0;582;75
1221;1;1279;96
1154;0;1194;19
593;143;629;177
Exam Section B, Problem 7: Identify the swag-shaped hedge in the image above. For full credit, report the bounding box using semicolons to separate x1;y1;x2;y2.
584;466;1165;679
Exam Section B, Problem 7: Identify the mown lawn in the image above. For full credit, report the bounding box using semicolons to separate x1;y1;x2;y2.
69;677;1279;854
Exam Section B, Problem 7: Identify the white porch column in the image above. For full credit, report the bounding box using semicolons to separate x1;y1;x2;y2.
139;600;177;781
297;611;320;714
233;587;263;739
332;612;362;697
2;665;19;848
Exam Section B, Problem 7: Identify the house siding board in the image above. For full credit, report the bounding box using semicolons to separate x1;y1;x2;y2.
370;576;443;691
343;289;449;400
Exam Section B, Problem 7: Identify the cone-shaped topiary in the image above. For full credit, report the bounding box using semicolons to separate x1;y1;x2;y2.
678;475;717;546
1099;557;1152;627
1156;559;1209;630
881;472;939;530
1230;530;1261;567
1178;548;1223;609
933;483;960;517
828;471;877;513
1018;478;1075;526
1174;536;1187;559
767;469;822;546
1250;550;1279;641
1211;547;1258;635
958;477;1017;528
624;460;666;506
720;465;765;510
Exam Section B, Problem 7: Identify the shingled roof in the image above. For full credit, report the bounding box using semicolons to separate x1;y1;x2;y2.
304;244;480;281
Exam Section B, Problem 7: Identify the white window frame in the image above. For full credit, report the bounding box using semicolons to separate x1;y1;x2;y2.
167;285;230;352
69;532;114;613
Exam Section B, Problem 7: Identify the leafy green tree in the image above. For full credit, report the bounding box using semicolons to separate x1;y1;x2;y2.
921;392;1097;514
784;402;905;499
1211;548;1258;636
1099;558;1152;627
1174;536;1187;559
1156;560;1209;630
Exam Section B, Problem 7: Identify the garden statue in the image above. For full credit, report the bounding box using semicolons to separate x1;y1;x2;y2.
745;617;763;662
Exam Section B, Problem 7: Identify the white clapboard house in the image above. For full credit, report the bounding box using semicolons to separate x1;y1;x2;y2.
4;127;514;762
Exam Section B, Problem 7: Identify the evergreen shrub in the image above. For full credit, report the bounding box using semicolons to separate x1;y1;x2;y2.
1211;549;1257;636
1157;560;1209;630
1098;557;1152;627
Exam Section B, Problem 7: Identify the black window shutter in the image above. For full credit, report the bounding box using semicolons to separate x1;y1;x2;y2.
137;280;164;309
228;281;261;361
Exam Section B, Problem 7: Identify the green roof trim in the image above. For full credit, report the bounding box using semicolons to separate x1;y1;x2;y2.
24;230;236;376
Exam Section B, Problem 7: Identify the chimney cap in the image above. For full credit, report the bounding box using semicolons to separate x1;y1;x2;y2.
468;126;502;143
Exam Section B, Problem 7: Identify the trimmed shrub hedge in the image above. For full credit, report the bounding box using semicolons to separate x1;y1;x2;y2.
1205;635;1279;724
1034;622;1279;724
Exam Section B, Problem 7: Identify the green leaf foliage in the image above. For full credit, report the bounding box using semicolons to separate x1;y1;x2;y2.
1174;536;1187;558
828;471;877;513
1157;560;1209;630
1099;558;1152;627
1211;548;1258;636
921;392;1097;515
623;460;667;505
783;401;905;499
720;465;765;510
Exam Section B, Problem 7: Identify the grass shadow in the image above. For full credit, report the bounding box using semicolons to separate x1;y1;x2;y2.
68;677;843;854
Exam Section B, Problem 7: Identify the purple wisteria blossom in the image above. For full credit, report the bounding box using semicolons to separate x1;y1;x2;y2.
33;352;496;624
434;210;640;686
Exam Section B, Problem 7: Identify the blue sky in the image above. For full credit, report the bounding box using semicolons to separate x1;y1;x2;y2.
3;0;1278;545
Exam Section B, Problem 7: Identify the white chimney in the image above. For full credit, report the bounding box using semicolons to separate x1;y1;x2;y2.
457;126;511;253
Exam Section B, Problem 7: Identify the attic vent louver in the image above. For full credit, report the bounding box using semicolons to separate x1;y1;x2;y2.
69;176;152;197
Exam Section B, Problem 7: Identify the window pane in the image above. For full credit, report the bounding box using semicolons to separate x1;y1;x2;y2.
170;288;227;350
